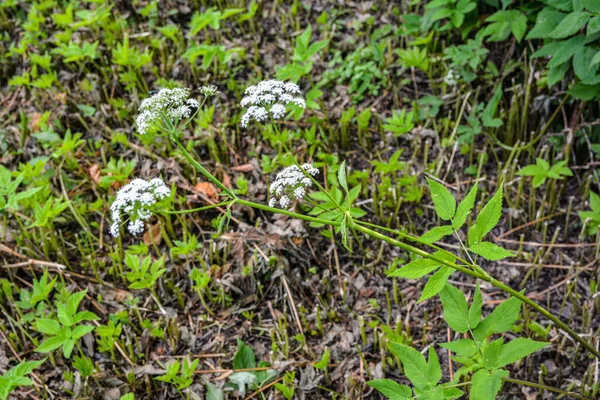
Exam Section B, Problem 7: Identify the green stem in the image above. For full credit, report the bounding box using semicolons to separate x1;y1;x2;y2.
154;201;232;215
353;223;600;361
236;198;340;227
501;377;592;400
171;135;237;200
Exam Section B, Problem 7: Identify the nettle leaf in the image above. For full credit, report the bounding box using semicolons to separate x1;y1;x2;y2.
367;379;412;400
439;339;478;357
473;296;522;340
470;369;508;400
420;225;454;244
388;343;431;390
440;284;469;332
468;283;483;329
452;184;477;230
468;186;503;247
496;338;548;368
470;242;514;261
549;11;590;39
419;266;454;303
426;178;456;220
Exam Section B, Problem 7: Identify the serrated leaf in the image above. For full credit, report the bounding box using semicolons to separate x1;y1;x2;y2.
473;296;522;340
427;178;456;220
388;343;430;390
452;185;477;230
420;225;454;244
439;339;478;357
482;338;505;369
425;347;442;385
35;335;66;353
36;318;61;336
470;241;514;261
440;284;469;332
233;339;256;369
72;324;95;340
67;289;88;315
549;11;590;39
470;369;508;400
367;379;412;399
496;338;548;368
468;283;483;329
468;186;503;246
418;267;454;303
526;7;566;39
56;302;74;327
388;258;441;279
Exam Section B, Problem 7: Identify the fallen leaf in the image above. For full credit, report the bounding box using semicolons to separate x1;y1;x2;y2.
89;164;101;185
143;223;162;246
231;163;254;172
194;181;218;201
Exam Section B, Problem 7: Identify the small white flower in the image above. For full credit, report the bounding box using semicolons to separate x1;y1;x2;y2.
444;69;460;87
110;178;171;237
240;80;305;128
199;85;218;96
268;163;319;209
136;88;199;135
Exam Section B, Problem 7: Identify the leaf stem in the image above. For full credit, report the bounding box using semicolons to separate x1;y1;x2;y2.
501;377;593;400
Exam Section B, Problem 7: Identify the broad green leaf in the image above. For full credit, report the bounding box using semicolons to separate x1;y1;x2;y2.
233;339;256;369
573;47;600;85
496;338;549;368
588;15;600;35
72;325;95;340
367;379;412;399
526;7;566;39
468;186;503;246
517;165;546;177
439;339;478;357
56;303;74;327
420;225;454;244
35;335;66;353
470;242;514;261
62;339;76;358
549;11;590;39
425;347;442;385
440;284;469;332
205;382;225;400
590;191;600;213
470;369;508;400
427;178;456;220
67;289;88;315
36;319;61;336
418;267;454;303
388;343;430;390
473;296;522;340
452;184;477;230
388;258;441;279
482;338;505;369
5;359;45;378
468;283;483;329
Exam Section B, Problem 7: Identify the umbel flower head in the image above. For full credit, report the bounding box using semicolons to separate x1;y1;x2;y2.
110;178;171;237
240;80;306;128
269;163;319;209
136;88;199;135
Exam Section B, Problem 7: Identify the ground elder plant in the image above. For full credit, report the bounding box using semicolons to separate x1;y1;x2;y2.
100;81;600;399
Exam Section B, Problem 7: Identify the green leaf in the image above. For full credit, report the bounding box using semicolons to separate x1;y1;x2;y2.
468;283;483;329
367;379;412;399
470;242;514;261
549;11;590;39
420;225;454;244
35;335;66;353
205;382;225;400
314;349;330;370
62;339;76;358
588;15;600;35
526;7;566;39
473;296;522;340
72;325;95;340
56;303;74;327
439;339;478;357
427;178;456;220
233;339;256;369
67;289;88;315
388;258;441;279
482;338;505;369
468;186;503;246
496;338;549;368
452;184;477;230
388;343;430;390
36;318;61;336
470;369;508;400
440;284;469;333
418;267;454;303
573;47;600;85
338;160;348;193
425;347;442;385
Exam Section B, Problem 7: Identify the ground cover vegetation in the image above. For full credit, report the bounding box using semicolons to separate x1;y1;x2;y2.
1;0;600;399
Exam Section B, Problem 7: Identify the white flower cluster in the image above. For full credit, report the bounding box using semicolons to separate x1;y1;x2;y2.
444;69;460;87
200;85;218;96
136;88;199;135
240;80;306;128
268;163;319;209
110;178;171;237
